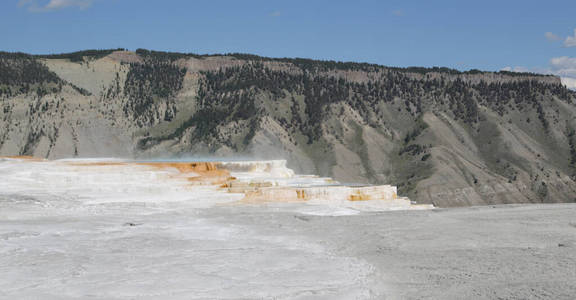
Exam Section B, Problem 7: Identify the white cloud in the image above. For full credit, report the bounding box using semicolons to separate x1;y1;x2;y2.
46;0;92;9
549;56;576;90
18;0;93;12
501;56;576;90
545;32;561;42
550;56;576;77
269;10;281;17
543;28;576;47
565;29;576;47
561;77;576;90
501;66;533;73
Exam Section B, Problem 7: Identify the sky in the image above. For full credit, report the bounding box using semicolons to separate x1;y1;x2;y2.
1;0;575;88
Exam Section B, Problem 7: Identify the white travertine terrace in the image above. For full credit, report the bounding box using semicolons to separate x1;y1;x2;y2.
214;159;432;211
0;156;433;299
0;156;432;212
0;156;383;298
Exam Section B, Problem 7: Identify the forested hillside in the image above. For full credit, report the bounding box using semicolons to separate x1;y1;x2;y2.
1;49;575;206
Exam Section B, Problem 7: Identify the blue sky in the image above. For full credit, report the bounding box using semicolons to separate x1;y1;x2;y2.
1;0;575;86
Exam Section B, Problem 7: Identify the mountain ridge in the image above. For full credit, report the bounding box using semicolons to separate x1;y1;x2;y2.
1;49;576;207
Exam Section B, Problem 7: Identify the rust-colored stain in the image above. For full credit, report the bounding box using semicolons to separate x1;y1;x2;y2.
140;162;219;173
225;181;274;193
296;189;306;200
67;161;234;185
237;188;307;204
348;190;397;201
348;191;372;201
140;162;229;177
137;162;233;186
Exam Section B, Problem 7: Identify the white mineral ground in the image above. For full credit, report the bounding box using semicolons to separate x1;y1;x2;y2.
0;157;575;299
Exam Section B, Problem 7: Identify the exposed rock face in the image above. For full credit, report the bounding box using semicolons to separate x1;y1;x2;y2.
1;49;576;207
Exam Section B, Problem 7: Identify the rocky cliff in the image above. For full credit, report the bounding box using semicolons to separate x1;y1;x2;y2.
2;49;576;207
